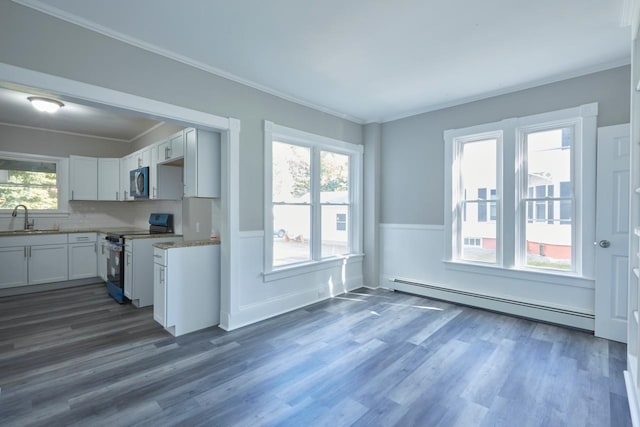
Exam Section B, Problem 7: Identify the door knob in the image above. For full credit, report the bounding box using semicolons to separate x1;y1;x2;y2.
599;240;611;248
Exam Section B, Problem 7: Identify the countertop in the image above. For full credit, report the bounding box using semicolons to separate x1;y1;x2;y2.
153;238;221;249
0;227;182;238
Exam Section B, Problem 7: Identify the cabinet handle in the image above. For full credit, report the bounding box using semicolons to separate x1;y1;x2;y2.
116;191;119;201
126;253;131;266
124;190;128;200
153;254;162;258
138;157;142;168
164;146;169;160
94;243;97;253
167;146;172;158
101;244;104;255
77;237;89;241
28;246;32;258
153;187;156;199
71;190;74;200
160;268;165;285
24;246;27;258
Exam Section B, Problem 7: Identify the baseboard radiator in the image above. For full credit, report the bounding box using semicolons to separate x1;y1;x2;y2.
390;278;594;320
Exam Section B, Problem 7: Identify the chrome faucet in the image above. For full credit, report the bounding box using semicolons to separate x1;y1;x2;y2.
12;204;34;230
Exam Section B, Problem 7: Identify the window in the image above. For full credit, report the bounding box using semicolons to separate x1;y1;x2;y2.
454;135;500;264
521;127;573;270
0;152;68;214
264;121;363;273
445;103;597;277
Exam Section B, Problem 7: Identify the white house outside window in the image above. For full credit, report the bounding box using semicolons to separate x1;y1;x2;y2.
264;121;363;275
444;103;597;277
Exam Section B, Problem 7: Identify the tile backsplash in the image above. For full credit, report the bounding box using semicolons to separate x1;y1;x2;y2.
0;200;182;233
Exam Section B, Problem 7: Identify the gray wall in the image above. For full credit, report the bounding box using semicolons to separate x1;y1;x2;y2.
0;2;363;231
0;123;131;157
381;65;631;225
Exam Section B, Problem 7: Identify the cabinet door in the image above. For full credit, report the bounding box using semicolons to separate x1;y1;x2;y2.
157;140;170;162
183;128;197;197
69;242;98;280
29;244;68;285
69;155;98;200
169;131;184;159
153;262;166;326
97;236;108;282
124;250;133;299
0;246;28;288
98;158;120;201
149;145;158;199
120;156;130;201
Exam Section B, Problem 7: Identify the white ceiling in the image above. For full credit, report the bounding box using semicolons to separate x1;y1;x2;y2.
14;0;632;124
0;86;162;141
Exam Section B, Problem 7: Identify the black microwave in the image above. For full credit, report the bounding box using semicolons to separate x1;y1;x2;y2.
130;166;149;199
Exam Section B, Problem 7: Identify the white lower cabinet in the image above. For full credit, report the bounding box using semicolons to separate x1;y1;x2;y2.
153;260;166;326
68;233;98;280
29;244;68;285
97;233;108;282
153;243;220;336
0;246;29;288
125;236;182;307
0;234;69;288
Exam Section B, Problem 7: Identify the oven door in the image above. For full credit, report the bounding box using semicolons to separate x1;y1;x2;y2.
106;241;125;303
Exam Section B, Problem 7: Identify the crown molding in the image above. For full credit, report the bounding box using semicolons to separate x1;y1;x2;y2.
0;120;131;142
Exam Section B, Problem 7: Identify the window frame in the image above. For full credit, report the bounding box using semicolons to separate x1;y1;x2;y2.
0;151;69;217
450;130;504;266
444;103;597;279
263;121;363;279
516;121;579;272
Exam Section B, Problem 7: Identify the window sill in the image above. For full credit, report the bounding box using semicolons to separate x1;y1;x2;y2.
443;260;594;288
263;253;364;282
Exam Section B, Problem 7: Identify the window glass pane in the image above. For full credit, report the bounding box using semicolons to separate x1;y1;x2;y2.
524;216;572;270
322;206;348;257
460;139;497;263
320;151;349;203
525;127;572;270
461;201;497;263
272;142;310;203
0;160;58;209
273;205;311;266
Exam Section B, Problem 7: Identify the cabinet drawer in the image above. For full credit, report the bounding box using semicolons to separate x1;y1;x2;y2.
0;233;67;247
68;233;97;243
153;247;167;266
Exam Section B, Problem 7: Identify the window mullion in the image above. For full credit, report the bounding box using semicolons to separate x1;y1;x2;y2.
311;147;322;261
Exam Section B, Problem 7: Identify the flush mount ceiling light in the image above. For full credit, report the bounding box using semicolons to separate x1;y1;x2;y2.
27;96;64;113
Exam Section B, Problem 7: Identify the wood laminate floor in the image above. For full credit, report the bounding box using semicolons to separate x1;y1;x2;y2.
0;283;631;426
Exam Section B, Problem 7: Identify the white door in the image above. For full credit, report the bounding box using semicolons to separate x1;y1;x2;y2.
595;123;631;343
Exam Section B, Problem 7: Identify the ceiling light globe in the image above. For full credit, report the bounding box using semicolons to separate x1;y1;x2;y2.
28;97;64;113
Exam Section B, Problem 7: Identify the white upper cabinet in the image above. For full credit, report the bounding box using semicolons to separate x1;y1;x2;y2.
119;155;132;201
133;147;151;169
184;128;221;198
98;158;120;201
158;130;185;163
69;155;98;200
